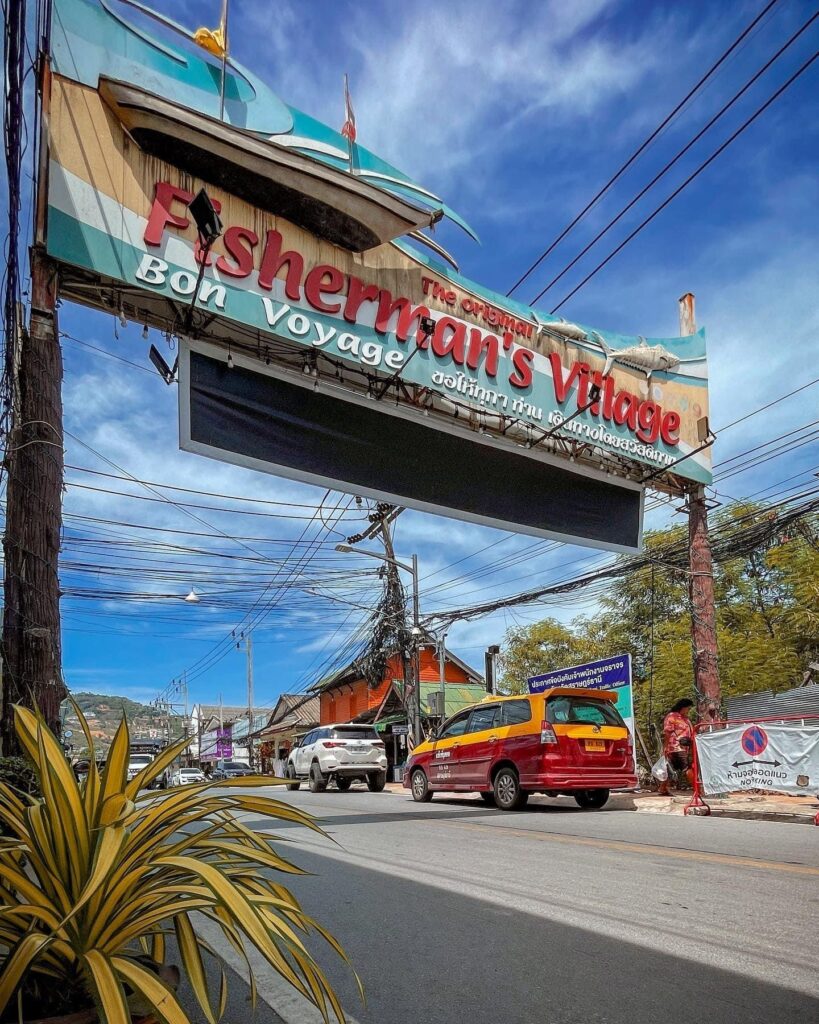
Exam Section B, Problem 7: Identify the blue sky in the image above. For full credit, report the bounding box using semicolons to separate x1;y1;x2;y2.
23;0;819;711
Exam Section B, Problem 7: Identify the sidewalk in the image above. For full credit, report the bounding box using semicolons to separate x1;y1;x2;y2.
384;782;819;824
628;790;819;824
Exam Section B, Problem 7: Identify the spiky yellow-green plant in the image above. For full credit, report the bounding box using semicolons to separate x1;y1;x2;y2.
0;704;358;1023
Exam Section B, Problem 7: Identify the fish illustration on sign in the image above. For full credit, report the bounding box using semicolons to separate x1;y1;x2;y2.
591;333;681;380
540;318;589;342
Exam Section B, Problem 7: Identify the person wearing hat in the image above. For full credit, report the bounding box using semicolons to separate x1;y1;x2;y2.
658;698;695;796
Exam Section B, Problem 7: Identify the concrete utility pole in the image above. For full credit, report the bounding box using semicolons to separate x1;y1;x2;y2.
244;633;254;767
378;515;421;746
336;531;422;745
485;645;500;695
438;632;447;727
680;293;720;722
1;248;66;753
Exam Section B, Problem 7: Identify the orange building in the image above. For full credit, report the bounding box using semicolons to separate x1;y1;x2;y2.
313;644;485;776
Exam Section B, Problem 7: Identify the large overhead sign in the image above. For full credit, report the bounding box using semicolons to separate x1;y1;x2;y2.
180;341;643;550
43;0;712;553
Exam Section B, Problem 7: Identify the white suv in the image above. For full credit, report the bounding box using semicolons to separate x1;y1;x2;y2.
285;724;388;793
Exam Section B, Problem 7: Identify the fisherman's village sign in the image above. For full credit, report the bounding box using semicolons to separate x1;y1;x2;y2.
43;0;712;553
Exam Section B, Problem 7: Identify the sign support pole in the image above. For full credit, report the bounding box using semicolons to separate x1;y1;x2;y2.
680;294;720;724
1;247;66;754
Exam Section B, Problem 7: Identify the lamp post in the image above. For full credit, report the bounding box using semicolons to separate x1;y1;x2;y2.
335;543;422;745
236;632;254;769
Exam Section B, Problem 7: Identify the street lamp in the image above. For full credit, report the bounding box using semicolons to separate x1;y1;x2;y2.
335;543;423;745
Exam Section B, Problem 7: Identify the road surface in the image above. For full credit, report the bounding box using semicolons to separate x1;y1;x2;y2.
229;786;818;1024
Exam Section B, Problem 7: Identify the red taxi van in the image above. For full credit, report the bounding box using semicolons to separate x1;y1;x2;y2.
404;688;637;810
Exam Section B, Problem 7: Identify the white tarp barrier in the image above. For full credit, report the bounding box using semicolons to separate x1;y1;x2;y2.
696;723;819;796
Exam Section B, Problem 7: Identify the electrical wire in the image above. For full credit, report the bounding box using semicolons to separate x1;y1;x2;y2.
529;9;819;305
548;48;819;312
505;0;783;296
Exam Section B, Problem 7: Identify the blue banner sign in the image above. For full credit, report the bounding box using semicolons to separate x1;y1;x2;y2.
528;656;635;765
528;655;631;695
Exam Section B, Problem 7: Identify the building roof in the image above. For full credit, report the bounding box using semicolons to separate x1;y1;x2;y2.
258;694;320;740
193;704;253;720
269;693;321;726
193;705;271;734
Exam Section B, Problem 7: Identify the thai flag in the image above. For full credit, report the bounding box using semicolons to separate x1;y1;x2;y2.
341;74;356;143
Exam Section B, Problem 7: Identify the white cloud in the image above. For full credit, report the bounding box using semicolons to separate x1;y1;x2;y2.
230;0;658;189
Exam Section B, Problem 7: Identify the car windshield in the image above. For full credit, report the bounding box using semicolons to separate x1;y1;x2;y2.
331;727;378;740
180;769;201;776
129;755;153;765
546;696;625;727
222;762;246;769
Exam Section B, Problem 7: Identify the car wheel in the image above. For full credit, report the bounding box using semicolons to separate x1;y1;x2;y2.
493;767;528;811
479;791;495;805
410;769;433;803
336;777;352;792
308;762;327;793
285;764;300;792
367;771;387;793
574;788;610;809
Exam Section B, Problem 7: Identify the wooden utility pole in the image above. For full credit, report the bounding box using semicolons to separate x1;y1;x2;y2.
1;247;66;753
680;293;720;722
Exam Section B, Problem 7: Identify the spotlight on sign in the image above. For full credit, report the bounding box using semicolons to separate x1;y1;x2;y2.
188;188;223;247
149;344;177;385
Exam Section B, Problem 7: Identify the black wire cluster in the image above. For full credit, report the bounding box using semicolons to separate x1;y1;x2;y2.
357;569;411;691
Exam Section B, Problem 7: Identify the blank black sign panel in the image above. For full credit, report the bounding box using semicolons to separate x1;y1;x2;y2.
183;349;643;552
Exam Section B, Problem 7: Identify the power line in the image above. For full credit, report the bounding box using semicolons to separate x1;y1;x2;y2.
64;479;367;520
505;0;783;297
529;9;819;305
716;374;819;431
60;332;161;376
548;48;819;312
427;491;818;626
64;430;280;564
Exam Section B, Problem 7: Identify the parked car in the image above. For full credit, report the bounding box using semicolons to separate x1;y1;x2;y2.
127;752;162;790
170;767;206;787
212;760;253;780
404;688;637;810
285;724;388;793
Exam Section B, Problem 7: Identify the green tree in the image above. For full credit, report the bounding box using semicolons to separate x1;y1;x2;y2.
499;618;603;693
499;507;819;751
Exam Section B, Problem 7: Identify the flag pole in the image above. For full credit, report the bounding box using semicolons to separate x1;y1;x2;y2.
342;73;356;174
219;0;229;121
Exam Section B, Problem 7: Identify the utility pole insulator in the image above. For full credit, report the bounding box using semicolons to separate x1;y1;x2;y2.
679;293;720;722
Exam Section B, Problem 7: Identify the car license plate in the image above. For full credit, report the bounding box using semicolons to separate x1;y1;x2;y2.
584;739;606;752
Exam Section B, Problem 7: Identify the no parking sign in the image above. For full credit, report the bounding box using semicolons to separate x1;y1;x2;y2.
696;724;819;796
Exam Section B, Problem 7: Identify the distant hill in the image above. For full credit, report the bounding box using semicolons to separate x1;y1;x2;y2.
62;691;183;754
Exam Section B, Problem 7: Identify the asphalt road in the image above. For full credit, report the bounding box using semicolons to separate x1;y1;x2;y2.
229;785;819;1024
